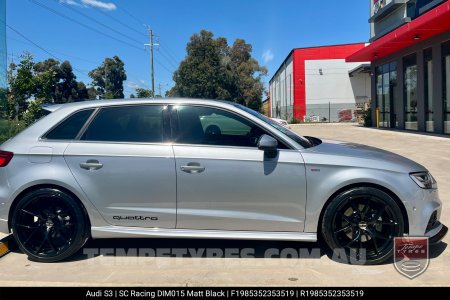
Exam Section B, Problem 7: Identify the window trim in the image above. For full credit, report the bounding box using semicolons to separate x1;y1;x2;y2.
169;104;293;150
40;108;97;142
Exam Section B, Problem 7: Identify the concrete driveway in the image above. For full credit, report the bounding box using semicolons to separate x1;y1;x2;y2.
0;124;448;286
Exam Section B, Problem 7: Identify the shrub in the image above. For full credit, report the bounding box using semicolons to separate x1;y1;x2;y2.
0;119;26;144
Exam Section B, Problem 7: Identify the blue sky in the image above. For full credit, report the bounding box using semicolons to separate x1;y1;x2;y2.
6;0;370;97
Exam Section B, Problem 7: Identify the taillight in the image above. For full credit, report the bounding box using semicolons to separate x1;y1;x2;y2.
0;151;13;167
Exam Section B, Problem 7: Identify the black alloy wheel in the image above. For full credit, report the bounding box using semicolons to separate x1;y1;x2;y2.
322;187;404;265
11;188;89;262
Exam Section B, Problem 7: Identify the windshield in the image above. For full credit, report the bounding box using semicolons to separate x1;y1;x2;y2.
235;104;312;148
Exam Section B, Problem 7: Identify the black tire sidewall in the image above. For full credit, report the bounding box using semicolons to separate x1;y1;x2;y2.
11;188;88;263
321;187;405;265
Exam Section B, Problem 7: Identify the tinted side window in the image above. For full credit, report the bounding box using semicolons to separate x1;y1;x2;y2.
82;105;165;143
175;106;285;148
45;109;94;140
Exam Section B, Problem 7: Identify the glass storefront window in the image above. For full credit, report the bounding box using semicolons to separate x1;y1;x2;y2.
382;64;390;128
376;67;384;127
375;62;396;128
424;48;433;132
443;41;450;134
404;54;418;131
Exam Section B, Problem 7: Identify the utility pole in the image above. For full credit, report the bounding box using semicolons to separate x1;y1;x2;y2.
144;26;159;97
157;83;162;97
157;83;168;98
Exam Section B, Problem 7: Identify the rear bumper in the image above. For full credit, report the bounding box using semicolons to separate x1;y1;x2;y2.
0;218;8;234
427;223;448;244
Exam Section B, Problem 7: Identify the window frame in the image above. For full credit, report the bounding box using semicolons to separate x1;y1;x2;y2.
43;104;171;145
169;104;293;150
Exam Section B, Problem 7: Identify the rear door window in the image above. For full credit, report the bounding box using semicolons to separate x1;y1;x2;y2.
81;105;166;143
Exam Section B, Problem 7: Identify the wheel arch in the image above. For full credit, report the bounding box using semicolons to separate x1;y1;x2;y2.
317;182;409;237
8;183;91;234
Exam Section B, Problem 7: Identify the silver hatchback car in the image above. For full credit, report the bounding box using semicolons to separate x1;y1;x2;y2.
0;99;446;264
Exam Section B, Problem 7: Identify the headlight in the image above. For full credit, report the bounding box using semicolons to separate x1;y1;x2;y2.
410;172;437;189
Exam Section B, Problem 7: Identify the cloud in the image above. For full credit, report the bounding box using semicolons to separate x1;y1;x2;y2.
127;80;148;89
81;0;117;11
262;49;274;63
127;81;139;89
59;0;82;6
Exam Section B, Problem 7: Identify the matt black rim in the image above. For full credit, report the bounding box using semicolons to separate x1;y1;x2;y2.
14;194;76;258
332;194;400;261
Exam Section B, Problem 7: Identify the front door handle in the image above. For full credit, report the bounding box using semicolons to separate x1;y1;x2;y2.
80;160;103;170
180;162;205;174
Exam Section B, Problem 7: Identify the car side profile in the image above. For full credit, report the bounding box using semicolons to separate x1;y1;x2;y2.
0;98;447;264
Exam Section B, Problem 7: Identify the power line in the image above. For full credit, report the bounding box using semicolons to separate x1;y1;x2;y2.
157;47;178;69
56;0;144;46
154;58;174;75
7;35;98;65
5;24;89;76
6;24;60;61
160;44;181;64
29;0;145;52
6;20;152;92
120;6;147;29
95;5;147;38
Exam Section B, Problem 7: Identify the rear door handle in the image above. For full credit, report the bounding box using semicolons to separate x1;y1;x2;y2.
80;160;103;170
180;162;205;174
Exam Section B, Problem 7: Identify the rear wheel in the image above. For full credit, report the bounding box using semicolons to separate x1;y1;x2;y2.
11;188;89;262
322;187;404;265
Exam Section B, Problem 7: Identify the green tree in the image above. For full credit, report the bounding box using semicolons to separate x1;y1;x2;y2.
89;56;127;99
0;88;7;119
87;87;97;100
34;59;80;103
57;61;79;103
168;30;267;109
7;53;36;119
76;82;89;100
22;98;44;126
229;39;267;110
135;88;153;98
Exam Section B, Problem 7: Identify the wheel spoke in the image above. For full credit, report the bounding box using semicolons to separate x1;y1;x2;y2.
361;198;371;218
56;227;70;240
35;234;48;254
379;221;397;226
342;215;353;225
46;233;57;253
21;209;44;220
22;228;40;245
365;229;379;254
373;205;387;221
373;230;390;241
344;230;361;248
16;224;39;229
349;201;360;214
334;224;352;234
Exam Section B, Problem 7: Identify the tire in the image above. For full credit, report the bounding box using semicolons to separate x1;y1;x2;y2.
11;188;89;262
321;187;404;265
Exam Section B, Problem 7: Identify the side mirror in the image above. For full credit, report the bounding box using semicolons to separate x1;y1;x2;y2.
257;134;278;155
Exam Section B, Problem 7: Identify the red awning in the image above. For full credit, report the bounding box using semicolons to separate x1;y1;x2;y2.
346;1;450;62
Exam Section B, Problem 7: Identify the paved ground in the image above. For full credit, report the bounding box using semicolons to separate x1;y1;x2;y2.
0;124;448;286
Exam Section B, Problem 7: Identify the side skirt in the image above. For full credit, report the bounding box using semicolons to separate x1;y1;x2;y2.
91;226;317;241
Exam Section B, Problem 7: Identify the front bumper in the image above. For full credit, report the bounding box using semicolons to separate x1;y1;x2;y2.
427;223;448;244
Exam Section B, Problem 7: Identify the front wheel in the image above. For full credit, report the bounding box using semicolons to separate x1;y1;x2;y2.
11;188;89;262
321;187;404;265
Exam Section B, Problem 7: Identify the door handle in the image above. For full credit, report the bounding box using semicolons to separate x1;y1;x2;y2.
80;160;103;170
180;162;205;174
